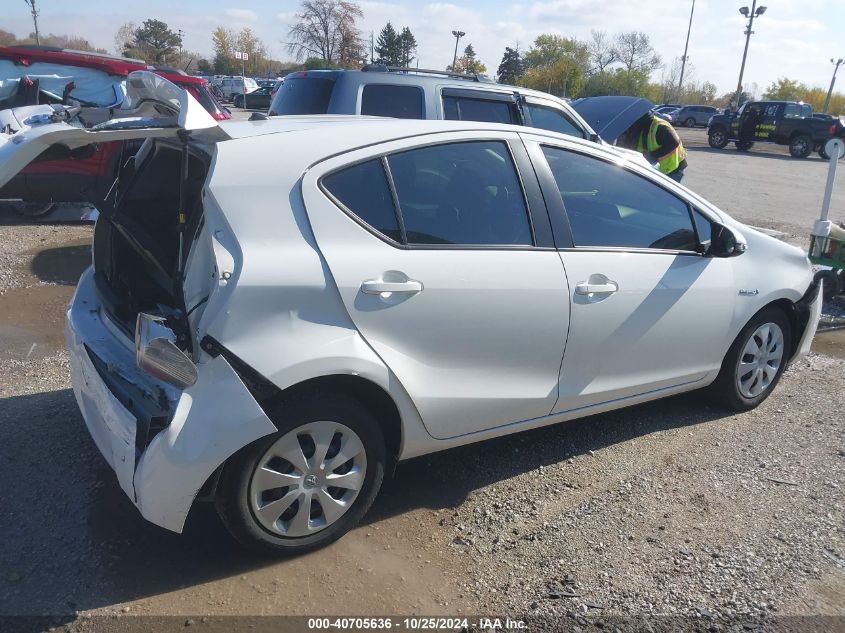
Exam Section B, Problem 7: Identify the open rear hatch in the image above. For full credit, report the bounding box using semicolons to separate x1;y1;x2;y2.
0;71;230;347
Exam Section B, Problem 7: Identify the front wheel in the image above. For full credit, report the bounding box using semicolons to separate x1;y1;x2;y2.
708;128;729;149
216;393;386;555
735;140;754;151
789;134;812;158
709;307;791;411
685;117;696;128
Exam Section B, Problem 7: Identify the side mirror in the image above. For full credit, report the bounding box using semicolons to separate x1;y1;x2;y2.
709;223;747;257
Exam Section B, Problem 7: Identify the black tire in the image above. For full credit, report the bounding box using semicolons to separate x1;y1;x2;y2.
734;140;754;151
710;306;792;411
685;117;696;128
815;269;842;299
233;95;243;108
708;128;729;149
789;134;812;158
216;392;386;555
9;201;55;217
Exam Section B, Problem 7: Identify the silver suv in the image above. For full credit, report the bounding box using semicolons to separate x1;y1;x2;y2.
269;65;599;141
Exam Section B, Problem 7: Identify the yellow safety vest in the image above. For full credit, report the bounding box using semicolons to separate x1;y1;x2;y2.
637;118;687;175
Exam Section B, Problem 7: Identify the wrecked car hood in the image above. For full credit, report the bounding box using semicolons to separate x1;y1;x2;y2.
571;96;654;143
0;71;228;190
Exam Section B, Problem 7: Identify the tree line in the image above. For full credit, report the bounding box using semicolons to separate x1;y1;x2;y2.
4;0;843;113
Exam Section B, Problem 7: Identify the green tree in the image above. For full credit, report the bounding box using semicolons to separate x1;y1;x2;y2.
374;22;400;65
212;26;237;74
582;68;652;97
449;44;486;75
521;34;590;98
763;77;806;101
130;19;182;64
398;27;417;67
497;46;524;84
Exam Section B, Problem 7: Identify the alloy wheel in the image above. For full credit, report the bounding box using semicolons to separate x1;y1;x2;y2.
248;420;367;537
735;322;784;399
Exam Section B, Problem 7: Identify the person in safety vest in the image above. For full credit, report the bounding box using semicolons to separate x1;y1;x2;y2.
620;113;688;183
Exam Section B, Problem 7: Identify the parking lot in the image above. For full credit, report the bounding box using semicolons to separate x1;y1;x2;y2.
1;120;844;626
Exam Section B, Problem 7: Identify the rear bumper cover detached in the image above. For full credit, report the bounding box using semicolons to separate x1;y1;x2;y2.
66;268;276;532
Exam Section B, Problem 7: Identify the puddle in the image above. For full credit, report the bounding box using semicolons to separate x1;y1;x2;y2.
0;285;75;361
812;328;845;360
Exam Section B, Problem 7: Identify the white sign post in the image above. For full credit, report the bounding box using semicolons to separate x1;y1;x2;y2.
820;138;844;222
234;51;249;84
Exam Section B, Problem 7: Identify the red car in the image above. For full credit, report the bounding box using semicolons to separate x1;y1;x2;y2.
0;45;229;216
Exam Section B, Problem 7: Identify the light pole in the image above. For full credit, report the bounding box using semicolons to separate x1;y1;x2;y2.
451;30;465;70
733;1;767;109
23;0;41;45
823;58;844;114
678;0;696;96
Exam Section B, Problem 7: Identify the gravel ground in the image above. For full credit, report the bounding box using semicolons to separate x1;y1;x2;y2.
1;134;844;630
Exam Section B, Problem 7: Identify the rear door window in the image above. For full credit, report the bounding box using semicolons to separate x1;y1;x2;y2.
388;141;532;245
271;77;335;115
361;84;424;119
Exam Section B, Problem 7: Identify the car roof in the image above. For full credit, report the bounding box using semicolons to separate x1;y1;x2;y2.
282;67;574;104
216;115;618;163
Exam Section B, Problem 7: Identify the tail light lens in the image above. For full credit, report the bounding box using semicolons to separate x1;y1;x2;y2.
135;313;198;389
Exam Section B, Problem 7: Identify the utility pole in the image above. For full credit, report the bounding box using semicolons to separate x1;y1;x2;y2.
733;0;767;109
370;31;374;64
177;29;184;68
451;30;465;70
23;0;41;45
824;58;844;114
678;0;695;96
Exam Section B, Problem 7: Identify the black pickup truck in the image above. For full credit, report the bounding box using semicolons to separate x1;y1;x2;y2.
707;100;843;158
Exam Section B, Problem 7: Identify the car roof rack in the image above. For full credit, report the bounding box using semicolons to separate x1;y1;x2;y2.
361;64;494;83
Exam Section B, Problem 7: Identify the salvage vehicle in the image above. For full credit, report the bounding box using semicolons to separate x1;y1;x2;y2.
0;45;229;216
0;73;822;554
669;105;718;128
707;100;842;158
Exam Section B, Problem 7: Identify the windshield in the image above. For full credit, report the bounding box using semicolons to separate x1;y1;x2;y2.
270;76;335;115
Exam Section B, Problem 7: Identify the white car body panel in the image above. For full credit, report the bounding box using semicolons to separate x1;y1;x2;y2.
553;250;735;411
1;103;817;532
301;131;570;439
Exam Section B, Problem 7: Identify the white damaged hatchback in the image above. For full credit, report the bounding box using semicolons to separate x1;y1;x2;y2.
0;73;823;554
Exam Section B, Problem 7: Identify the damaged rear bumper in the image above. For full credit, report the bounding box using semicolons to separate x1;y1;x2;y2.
66;268;276;533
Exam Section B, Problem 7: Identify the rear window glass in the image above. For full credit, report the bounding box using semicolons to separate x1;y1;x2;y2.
361;84;423;119
322;159;401;242
271;77;335;115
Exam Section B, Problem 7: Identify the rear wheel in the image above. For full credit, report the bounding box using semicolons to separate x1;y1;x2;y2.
789;134;812;158
216;393;386;555
710;307;791;411
685;117;696;128
708;128;729;149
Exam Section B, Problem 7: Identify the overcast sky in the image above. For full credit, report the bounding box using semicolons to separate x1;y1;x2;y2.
6;0;844;93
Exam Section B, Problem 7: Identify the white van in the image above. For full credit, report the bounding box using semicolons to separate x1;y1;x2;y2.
215;76;258;100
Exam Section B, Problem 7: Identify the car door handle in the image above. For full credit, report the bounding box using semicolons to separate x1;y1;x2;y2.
574;281;618;295
361;279;423;295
